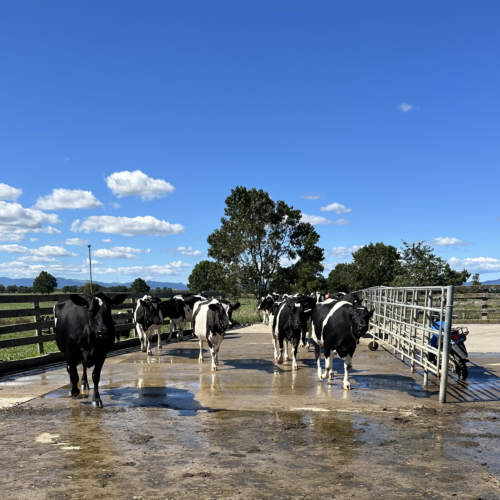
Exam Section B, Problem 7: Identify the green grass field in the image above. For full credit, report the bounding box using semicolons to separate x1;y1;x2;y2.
0;295;263;362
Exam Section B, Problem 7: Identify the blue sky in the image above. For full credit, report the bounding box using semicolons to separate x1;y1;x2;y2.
0;0;499;284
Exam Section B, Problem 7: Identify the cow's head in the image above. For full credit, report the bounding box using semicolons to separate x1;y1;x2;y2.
208;301;230;334
139;296;164;325
69;292;127;340
284;298;303;332
348;307;375;338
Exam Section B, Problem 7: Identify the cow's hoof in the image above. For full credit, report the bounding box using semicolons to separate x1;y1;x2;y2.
147;351;153;356
212;366;217;371
69;388;80;397
320;372;328;380
328;372;334;380
199;358;204;363
277;358;283;365
141;347;147;353
92;399;103;408
81;382;90;391
292;364;298;370
343;383;351;391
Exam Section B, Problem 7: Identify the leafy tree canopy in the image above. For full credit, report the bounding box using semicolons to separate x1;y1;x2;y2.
394;241;470;287
0;284;5;294
83;282;105;294
471;273;481;286
188;260;238;297
33;271;57;295
207;186;323;297
130;278;151;295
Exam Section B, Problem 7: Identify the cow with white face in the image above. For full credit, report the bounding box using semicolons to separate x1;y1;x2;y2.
257;294;275;325
134;295;163;355
192;299;230;371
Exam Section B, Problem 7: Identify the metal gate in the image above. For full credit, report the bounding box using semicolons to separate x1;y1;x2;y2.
358;285;455;403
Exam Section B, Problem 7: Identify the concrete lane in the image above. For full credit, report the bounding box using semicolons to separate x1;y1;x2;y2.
1;324;500;499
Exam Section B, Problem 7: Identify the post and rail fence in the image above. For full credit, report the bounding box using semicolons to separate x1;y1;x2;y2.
0;290;225;375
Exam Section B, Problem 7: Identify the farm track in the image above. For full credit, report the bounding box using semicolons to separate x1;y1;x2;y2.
0;324;500;499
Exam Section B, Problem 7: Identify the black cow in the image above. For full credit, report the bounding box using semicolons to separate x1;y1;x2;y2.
219;299;241;326
160;297;187;342
134;295;163;355
54;292;126;407
310;298;374;389
271;297;303;369
192;299;230;370
173;294;206;331
114;309;133;338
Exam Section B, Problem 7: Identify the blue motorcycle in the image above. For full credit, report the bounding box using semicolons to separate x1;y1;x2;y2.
429;317;469;380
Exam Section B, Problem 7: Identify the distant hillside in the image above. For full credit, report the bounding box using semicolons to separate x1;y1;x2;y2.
464;279;500;286
0;276;188;290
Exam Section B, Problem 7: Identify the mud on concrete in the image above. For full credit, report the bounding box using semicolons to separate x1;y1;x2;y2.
1;324;499;500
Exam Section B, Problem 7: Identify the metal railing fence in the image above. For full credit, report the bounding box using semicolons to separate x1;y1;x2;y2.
357;285;455;403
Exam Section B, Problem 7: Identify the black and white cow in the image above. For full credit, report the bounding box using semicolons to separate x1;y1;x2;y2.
257;294;275;325
173;294;206;334
192;299;230;370
54;292;127;407
134;295;164;355
219;299;241;326
160;297;187;342
310;299;374;389
271;297;303;369
297;295;317;349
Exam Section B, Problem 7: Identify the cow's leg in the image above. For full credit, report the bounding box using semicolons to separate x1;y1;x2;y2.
91;357;105;408
136;324;147;352
277;334;284;364
177;320;185;342
67;363;80;397
146;330;153;356
283;339;290;361
342;354;352;390
299;328;306;348
314;342;322;380
321;348;334;380
198;339;204;363
207;337;217;371
292;339;299;370
157;325;162;350
306;324;312;351
81;365;90;391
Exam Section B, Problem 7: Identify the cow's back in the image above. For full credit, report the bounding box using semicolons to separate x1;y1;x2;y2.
54;299;87;358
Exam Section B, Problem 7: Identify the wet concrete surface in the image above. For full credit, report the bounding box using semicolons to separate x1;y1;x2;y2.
1;325;500;499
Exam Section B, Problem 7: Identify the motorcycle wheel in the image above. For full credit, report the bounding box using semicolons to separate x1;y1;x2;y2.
458;362;469;381
368;341;379;351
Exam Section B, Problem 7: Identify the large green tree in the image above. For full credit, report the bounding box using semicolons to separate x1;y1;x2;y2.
130;278;151;295
187;260;235;294
393;241;470;286
83;282;105;294
327;242;400;292
33;271;57;295
207;187;324;297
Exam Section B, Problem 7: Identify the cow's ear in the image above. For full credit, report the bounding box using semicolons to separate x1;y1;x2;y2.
112;294;127;306
70;294;88;307
208;303;219;311
367;308;375;319
232;302;241;310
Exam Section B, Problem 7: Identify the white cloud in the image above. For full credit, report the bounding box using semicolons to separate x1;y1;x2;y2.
302;214;350;226
320;203;352;214
0;244;77;262
93;246;150;260
34;188;103;210
449;257;500;273
324;262;337;271
93;261;192;279
0;261;87;278
427;237;470;247
163;246;202;257
65;158;70;162
102;238;112;243
106;170;175;201
328;245;362;259
71;215;185;236
300;194;320;200
66;238;89;246
30;238;38;242
110;202;120;209
0;201;62;241
0;183;22;201
280;256;299;268
397;102;413;112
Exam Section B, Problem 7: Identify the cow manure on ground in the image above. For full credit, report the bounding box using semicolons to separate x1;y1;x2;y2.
128;434;153;444
458;440;480;448
182;472;212;478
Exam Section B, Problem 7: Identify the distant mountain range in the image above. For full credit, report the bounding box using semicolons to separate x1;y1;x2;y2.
0;276;188;290
464;279;500;286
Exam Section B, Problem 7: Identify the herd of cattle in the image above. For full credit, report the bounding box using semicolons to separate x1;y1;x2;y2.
53;291;373;408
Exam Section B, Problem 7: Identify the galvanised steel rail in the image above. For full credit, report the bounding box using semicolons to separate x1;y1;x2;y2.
357;285;454;403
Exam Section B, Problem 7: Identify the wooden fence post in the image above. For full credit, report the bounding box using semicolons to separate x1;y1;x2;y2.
482;292;488;320
33;300;44;355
